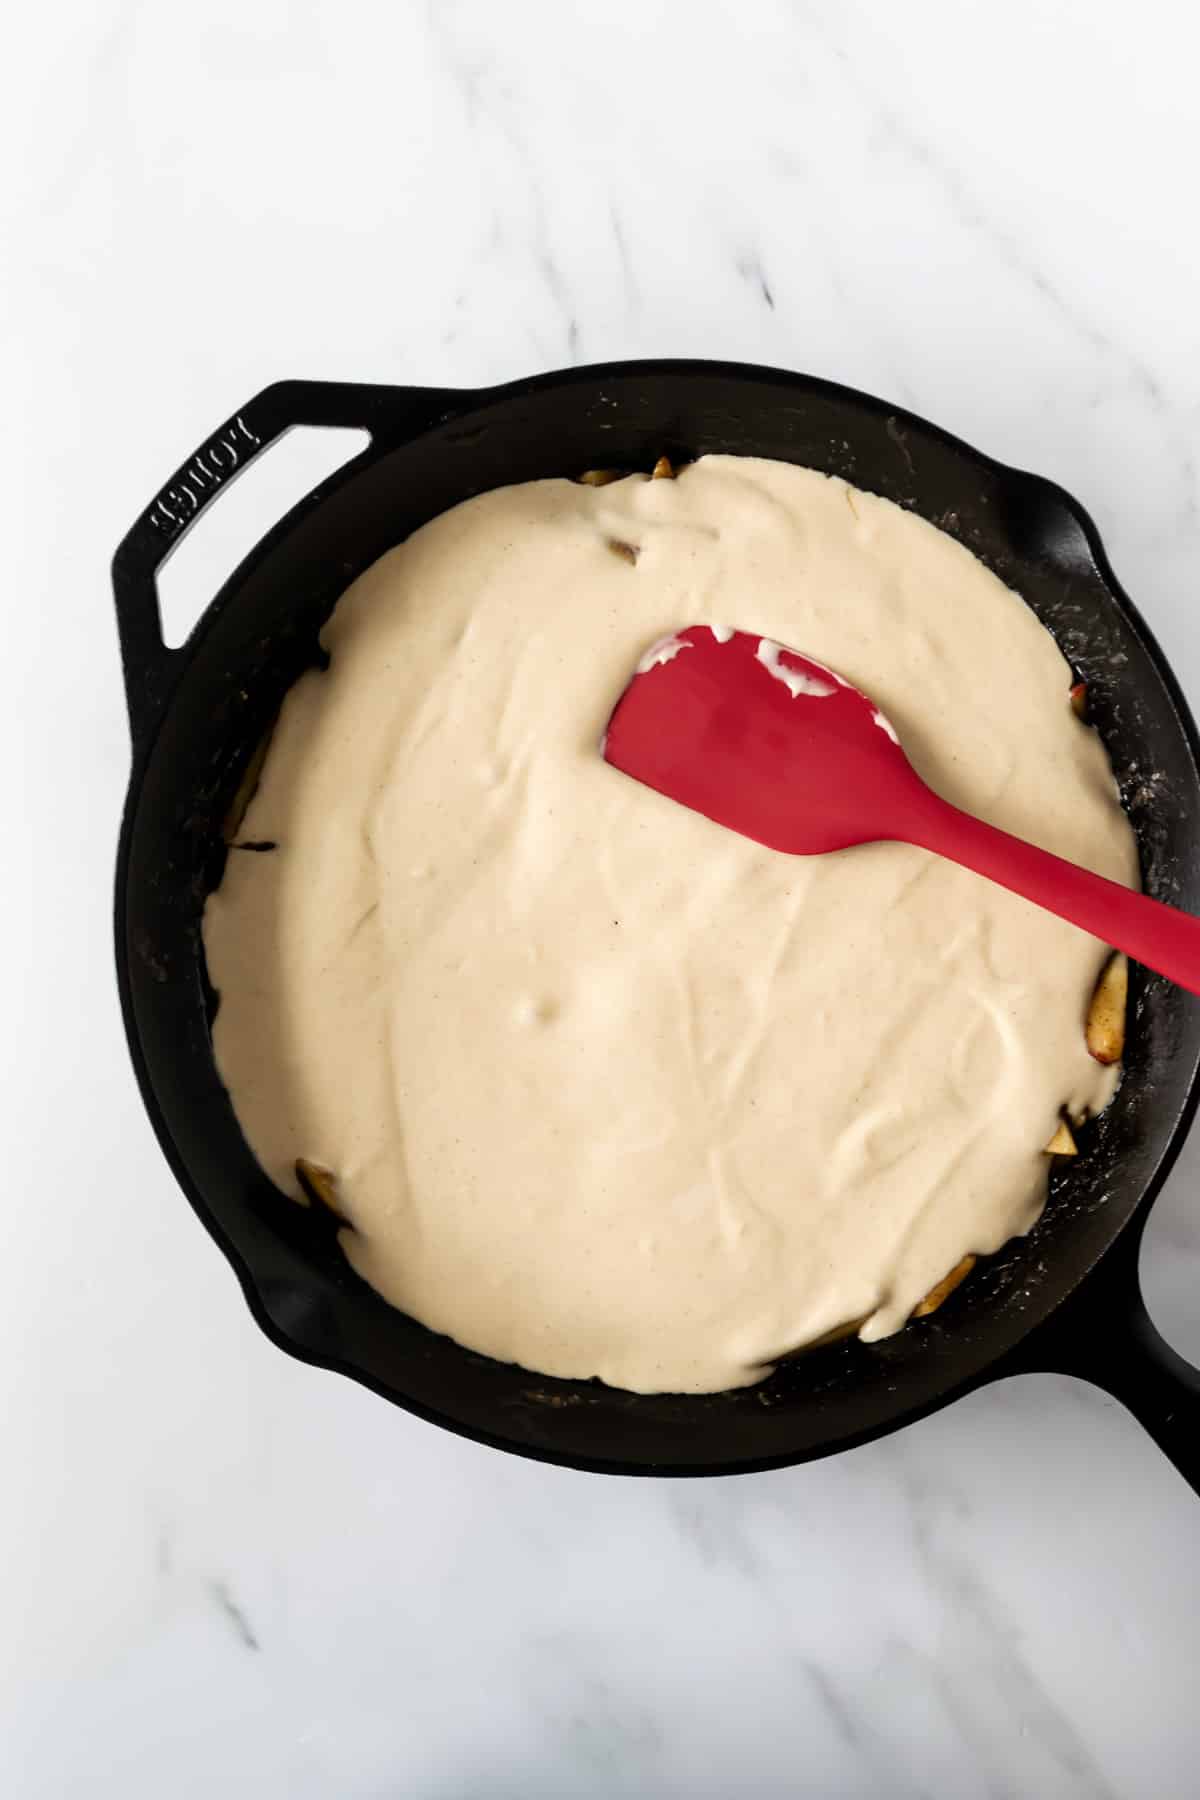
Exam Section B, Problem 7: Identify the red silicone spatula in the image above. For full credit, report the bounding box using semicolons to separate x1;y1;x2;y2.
602;626;1200;995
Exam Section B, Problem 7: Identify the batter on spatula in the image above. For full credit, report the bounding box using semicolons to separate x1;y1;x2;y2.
203;456;1137;1394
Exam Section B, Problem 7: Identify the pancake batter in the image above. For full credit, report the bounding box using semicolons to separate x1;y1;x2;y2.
203;456;1138;1394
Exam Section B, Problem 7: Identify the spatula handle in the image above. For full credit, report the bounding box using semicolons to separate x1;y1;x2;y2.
908;797;1200;995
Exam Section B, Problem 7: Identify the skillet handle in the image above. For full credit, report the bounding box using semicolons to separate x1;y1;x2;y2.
111;379;461;748
991;1206;1200;1497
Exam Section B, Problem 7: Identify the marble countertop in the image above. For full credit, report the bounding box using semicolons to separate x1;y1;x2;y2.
6;1;1200;1793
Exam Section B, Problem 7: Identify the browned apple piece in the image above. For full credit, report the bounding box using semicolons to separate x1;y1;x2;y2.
912;1254;976;1318
223;723;276;844
577;469;624;486
1069;681;1088;719
1085;953;1127;1064
295;1157;350;1223
1043;1119;1078;1155
607;538;640;565
763;1313;869;1365
650;455;675;480
805;1315;868;1351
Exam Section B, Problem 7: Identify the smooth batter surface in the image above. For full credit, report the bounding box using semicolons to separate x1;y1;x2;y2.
203;457;1139;1394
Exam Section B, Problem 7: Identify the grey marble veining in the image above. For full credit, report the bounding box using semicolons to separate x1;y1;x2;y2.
3;1;1199;1795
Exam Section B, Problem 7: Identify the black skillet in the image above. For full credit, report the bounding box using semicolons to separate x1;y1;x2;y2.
112;360;1200;1486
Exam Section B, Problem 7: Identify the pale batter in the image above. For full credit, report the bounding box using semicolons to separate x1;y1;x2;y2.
203;456;1139;1394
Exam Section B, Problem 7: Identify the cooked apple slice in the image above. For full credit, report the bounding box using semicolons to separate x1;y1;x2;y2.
577;468;624;486
223;722;276;844
1044;1119;1078;1155
650;455;675;480
1069;681;1088;719
765;1313;868;1364
1085;953;1127;1065
913;1254;976;1318
806;1315;868;1351
295;1157;349;1223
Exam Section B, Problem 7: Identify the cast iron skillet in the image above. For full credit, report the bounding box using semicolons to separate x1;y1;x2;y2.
113;360;1200;1485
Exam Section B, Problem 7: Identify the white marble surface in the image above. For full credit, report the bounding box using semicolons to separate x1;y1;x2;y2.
5;1;1200;1793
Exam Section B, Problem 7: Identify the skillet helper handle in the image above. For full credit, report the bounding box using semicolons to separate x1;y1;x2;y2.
908;800;1200;997
995;1210;1200;1498
111;379;457;748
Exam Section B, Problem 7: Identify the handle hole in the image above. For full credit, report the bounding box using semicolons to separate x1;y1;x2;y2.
156;425;371;647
